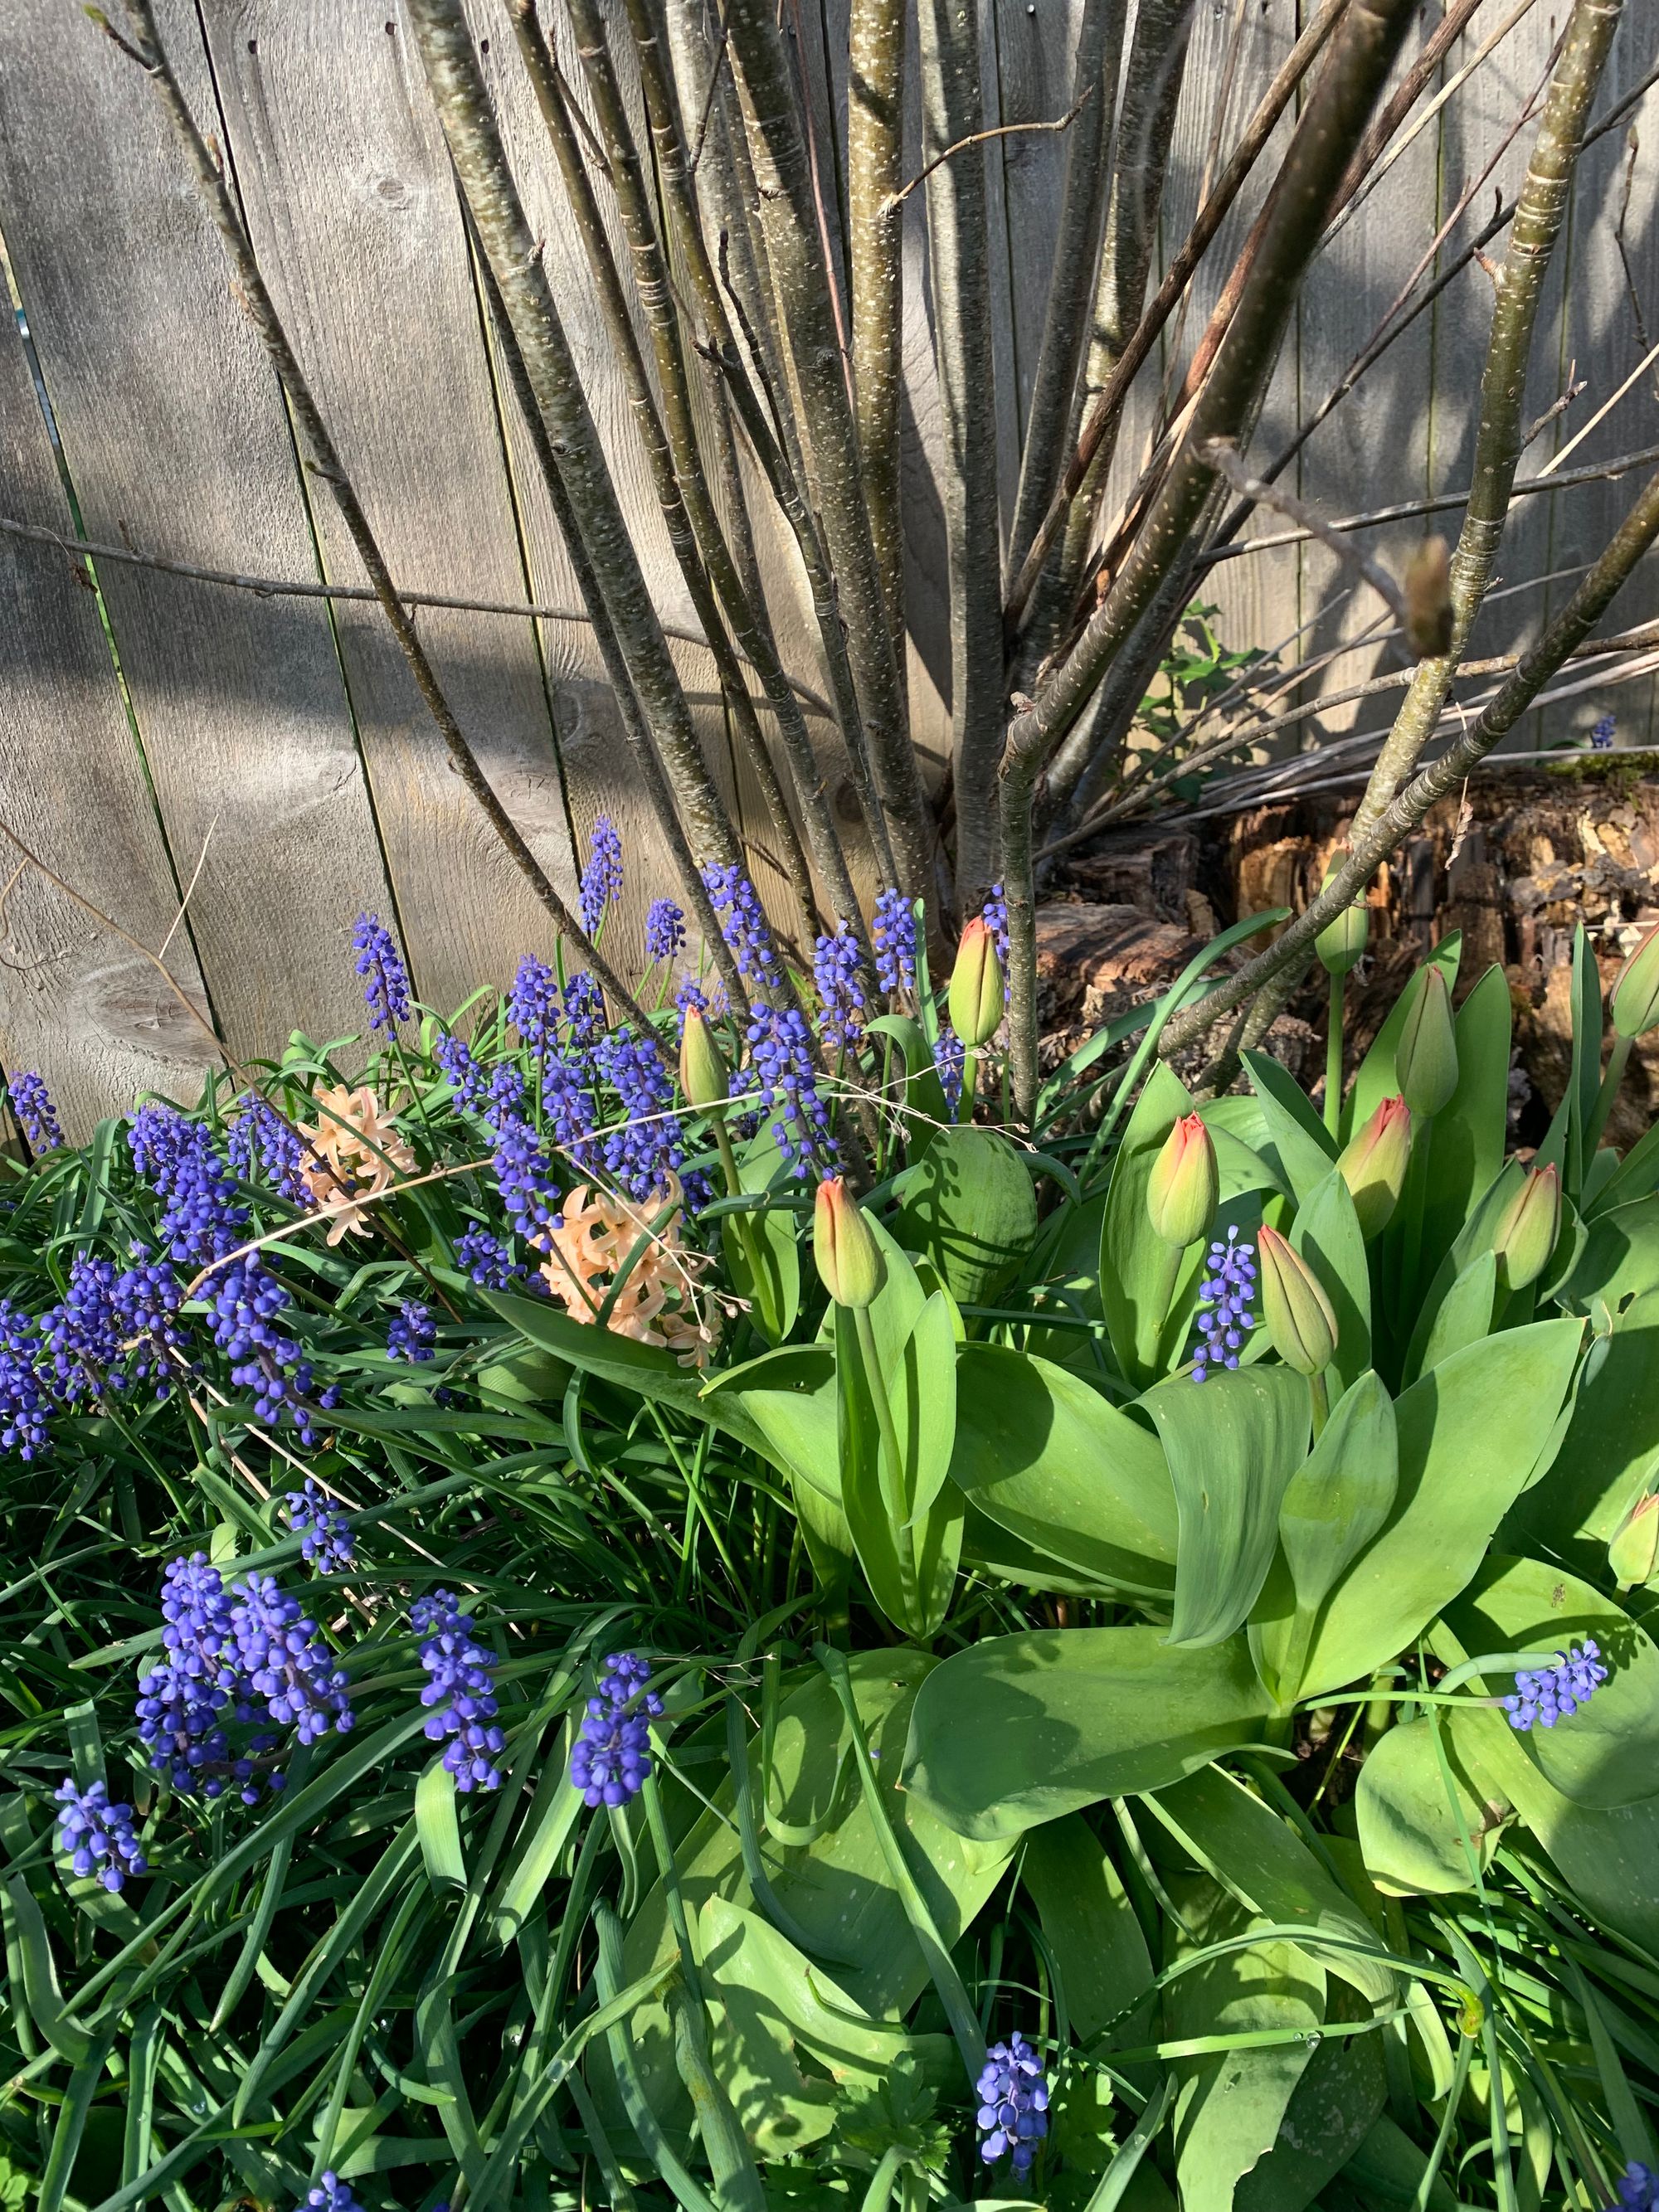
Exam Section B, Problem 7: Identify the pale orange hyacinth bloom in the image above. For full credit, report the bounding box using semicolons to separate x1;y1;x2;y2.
539;1178;716;1368
296;1084;416;1247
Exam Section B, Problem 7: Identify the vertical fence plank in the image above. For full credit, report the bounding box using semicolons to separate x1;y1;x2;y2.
0;311;216;1135
0;0;393;1062
198;0;590;1016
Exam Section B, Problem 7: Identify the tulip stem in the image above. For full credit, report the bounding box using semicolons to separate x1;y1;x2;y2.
853;1304;919;1614
1151;1238;1188;1371
1308;1368;1331;1439
1325;972;1345;1138
1585;1033;1632;1159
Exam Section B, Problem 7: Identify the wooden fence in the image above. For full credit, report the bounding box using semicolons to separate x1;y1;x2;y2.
2;0;1656;1136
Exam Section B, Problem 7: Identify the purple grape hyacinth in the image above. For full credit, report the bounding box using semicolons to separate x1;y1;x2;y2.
285;1479;356;1577
387;1299;435;1364
435;1033;489;1111
580;814;624;937
508;955;562;1057
135;1554;265;1801
703;863;781;992
872;887;916;998
975;2033;1049;2178
228;1092;314;1208
595;1027;684;1199
982;882;1010;964
570;1650;661;1808
129;1105;249;1269
208;1255;321;1442
353;912;412;1033
746;1004;837;1177
484;1064;565;1244
413;1590;505;1793
1191;1227;1258;1381
54;1779;147;1892
297;2176;363;2212
1592;713;1617;751
1504;1640;1608;1730
814;924;868;1052
455;1227;519;1289
0;1299;51;1461
231;1575;354;1747
932;1026;966;1115
1606;2163;1659;2210
7;1070;62;1153
645;897;686;964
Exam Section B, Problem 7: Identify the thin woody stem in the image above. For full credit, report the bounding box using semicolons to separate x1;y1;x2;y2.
104;0;662;1054
846;0;907;674
1160;453;1659;1060
1352;0;1626;837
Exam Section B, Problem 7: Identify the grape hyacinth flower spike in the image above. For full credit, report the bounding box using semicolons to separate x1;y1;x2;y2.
285;1479;356;1576
414;1591;505;1792
645;896;685;964
353;912;411;1033
871;887;916;997
54;1779;147;1892
975;2033;1049;2178
387;1298;435;1364
1191;1226;1257;1381
1504;1641;1608;1730
7;1070;63;1153
297;2176;364;2212
569;1650;662;1808
1606;2163;1659;2210
580;814;624;936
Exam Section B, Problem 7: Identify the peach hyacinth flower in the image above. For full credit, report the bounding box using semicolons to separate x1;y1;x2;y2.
539;1178;717;1368
297;1083;416;1246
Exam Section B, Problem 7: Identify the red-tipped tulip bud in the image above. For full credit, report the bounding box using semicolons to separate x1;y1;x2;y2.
1394;967;1458;1119
948;916;1005;1048
1491;1163;1560;1291
1315;851;1369;978
1613;922;1659;1040
1609;1492;1659;1589
679;1005;730;1112
1146;1113;1219;1248
1337;1095;1413;1240
1258;1225;1339;1376
813;1175;884;1309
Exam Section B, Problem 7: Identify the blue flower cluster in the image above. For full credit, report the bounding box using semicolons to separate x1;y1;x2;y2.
455;1227;520;1289
746;1004;837;1177
569;1650;660;1808
932;1026;966;1114
872;887;916;997
508;955;562;1057
580;814;625;937
646;897;686;964
387;1299;435;1364
54;1779;148;1893
413;1590;505;1792
37;1247;192;1416
975;2033;1049;2177
1608;2164;1659;2210
1505;1641;1608;1731
209;1255;322;1441
353;912;412;1033
563;972;607;1053
297;2173;363;2212
135;1553;350;1801
7;1070;62;1153
814;924;868;1051
703;863;781;993
0;1300;51;1461
285;1479;356;1576
484;1065;565;1245
228;1093;313;1208
595;1027;684;1198
1592;713;1617;751
129;1104;249;1268
435;1033;489;1111
1191;1228;1257;1382
982;882;1010;964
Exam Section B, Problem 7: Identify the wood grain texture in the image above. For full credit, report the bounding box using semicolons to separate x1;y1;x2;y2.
198;0;590;1012
0;0;392;1065
0;307;217;1137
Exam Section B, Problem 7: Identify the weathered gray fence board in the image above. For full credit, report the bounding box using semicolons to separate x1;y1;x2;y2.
0;0;392;1069
201;0;591;1012
0;310;216;1136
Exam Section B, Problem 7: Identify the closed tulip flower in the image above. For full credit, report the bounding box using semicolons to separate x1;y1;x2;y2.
1258;1225;1338;1376
1491;1164;1560;1292
813;1175;884;1309
1394;968;1458;1119
1609;1493;1659;1589
948;916;1005;1048
679;1004;730;1112
1613;922;1659;1040
1337;1095;1413;1240
1146;1114;1218;1249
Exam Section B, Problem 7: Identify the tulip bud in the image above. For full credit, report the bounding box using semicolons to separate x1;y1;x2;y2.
813;1174;884;1309
1609;1492;1659;1589
1258;1225;1339;1376
679;1005;730;1112
1394;967;1458;1119
1337;1096;1413;1240
1491;1163;1560;1291
947;916;1005;1048
1613;922;1659;1040
1146;1113;1218;1248
1315;850;1369;978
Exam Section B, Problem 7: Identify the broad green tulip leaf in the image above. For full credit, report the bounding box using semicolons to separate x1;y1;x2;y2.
1443;1553;1659;1808
891;1290;957;1527
484;1287;758;1441
1143;1764;1394;2005
1299;1320;1583;1699
1419;964;1511;1283
1141;1364;1311;1648
902;1626;1272;1840
949;1345;1177;1594
1402;1157;1525;1382
1277;1369;1397;1622
1354;1716;1497;1895
1021;1186;1107;1369
1345;2116;1462;2212
1166;1880;1324;2212
1410;1252;1498;1381
1021;1814;1155;2044
1201;1097;1292;1207
1588;1112;1659;1218
834;1301;962;1639
957;1505;1126;1597
1290;1169;1371;1392
1102;1061;1199;1388
1233;1979;1387;2212
704;1345;838;1500
790;1471;857;1601
1556;1194;1659;1313
1342;936;1462;1144
721;1184;800;1352
604;1655;1014;2142
891;1126;1039;1306
1243;1049;1339;1208
1503;1285;1659;1573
